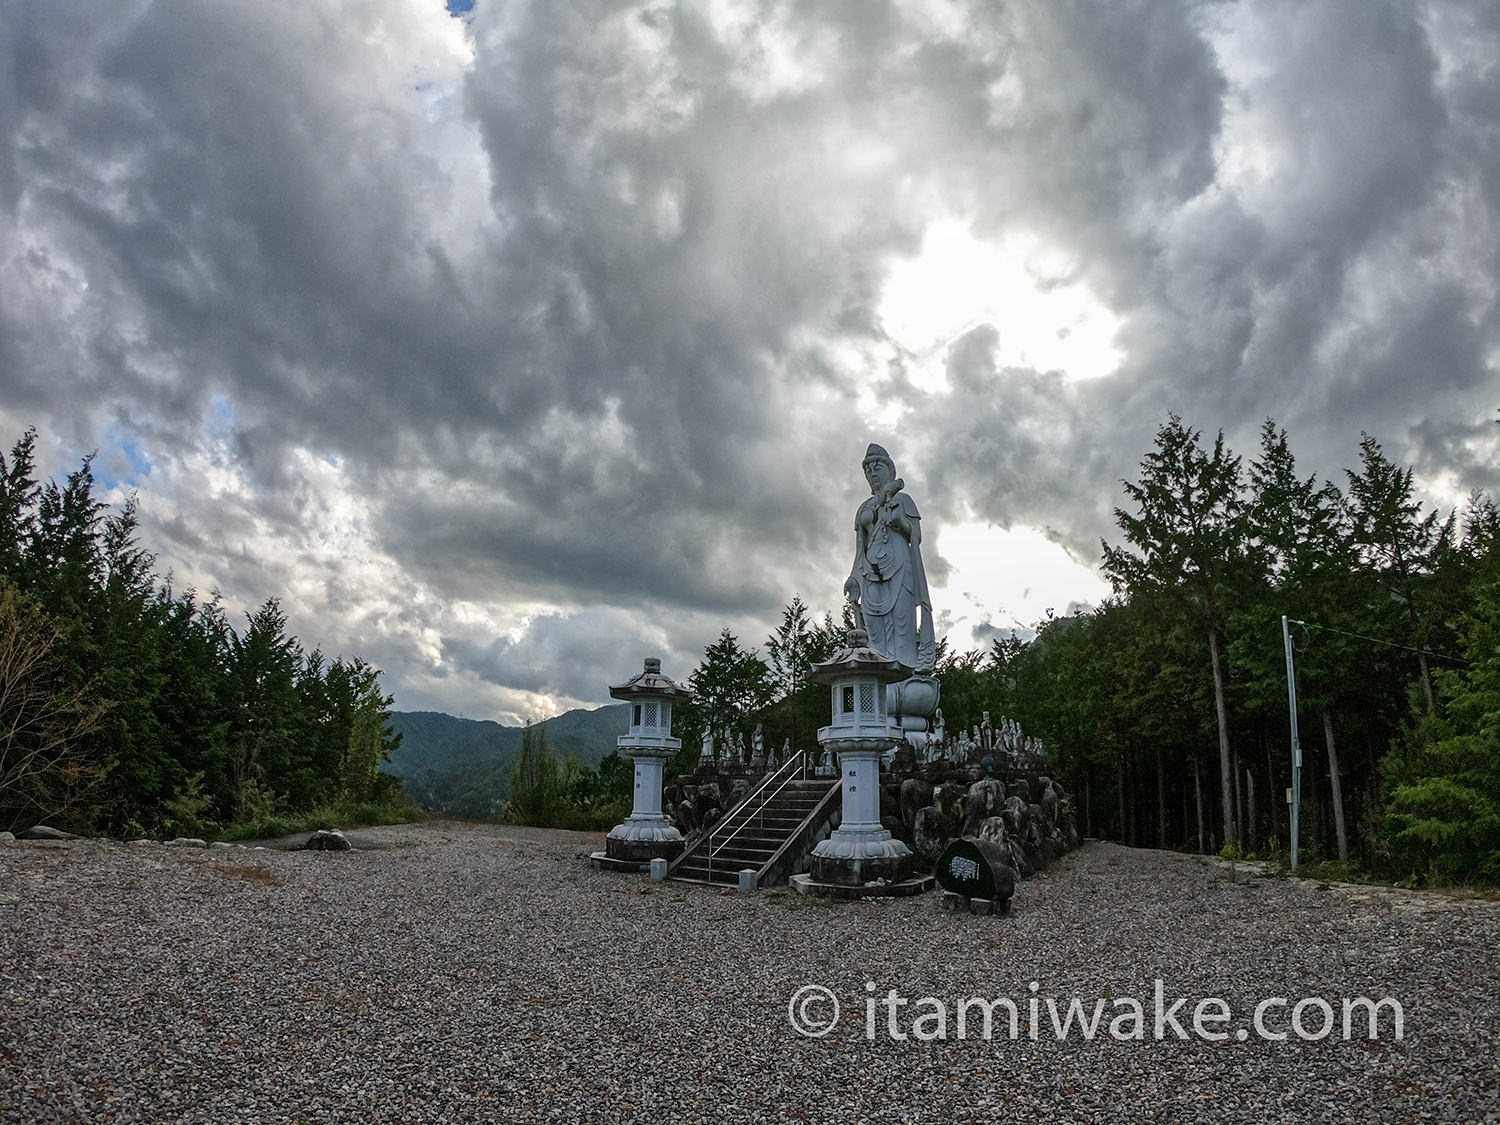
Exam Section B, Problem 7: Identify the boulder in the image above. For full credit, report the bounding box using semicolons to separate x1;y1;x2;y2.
961;778;1006;838
1021;823;1044;874
692;791;723;829
305;829;351;851
1038;779;1060;831
1001;796;1029;838
18;825;78;841
976;816;1008;845
1007;836;1032;878
911;806;949;863
930;782;966;834
899;778;934;833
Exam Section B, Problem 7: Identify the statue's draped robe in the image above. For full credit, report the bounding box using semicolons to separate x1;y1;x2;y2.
850;489;935;669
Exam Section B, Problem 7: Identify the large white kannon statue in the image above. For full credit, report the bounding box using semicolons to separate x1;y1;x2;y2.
843;443;936;674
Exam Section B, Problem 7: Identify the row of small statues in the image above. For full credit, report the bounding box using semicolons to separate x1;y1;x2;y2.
700;724;790;770
925;710;1046;768
696;711;1046;771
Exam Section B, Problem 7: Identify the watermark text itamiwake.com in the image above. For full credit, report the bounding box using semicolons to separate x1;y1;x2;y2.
786;981;1404;1043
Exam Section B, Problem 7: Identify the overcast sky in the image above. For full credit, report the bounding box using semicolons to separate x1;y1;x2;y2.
4;0;1497;722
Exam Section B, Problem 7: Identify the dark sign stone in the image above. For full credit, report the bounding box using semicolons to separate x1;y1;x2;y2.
936;837;1015;902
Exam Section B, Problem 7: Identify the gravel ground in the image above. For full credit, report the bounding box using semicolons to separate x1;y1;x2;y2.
2;823;1497;1124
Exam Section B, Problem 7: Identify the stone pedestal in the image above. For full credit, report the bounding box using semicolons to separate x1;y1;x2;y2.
810;742;913;885
604;752;683;864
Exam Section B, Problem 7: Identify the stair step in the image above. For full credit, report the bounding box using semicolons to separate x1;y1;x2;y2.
669;870;738;888
668;777;840;888
731;797;823;810
720;806;821;823
716;836;783;849
703;849;777;864
712;820;813;836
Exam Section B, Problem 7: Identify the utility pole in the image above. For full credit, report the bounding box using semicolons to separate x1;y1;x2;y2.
1282;616;1302;871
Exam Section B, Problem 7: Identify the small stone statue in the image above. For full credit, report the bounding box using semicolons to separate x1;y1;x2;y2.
700;730;715;764
981;711;993;753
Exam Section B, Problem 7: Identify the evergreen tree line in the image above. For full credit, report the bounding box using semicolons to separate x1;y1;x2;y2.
1063;414;1499;883
663;416;1500;884
504;721;633;830
0;429;409;838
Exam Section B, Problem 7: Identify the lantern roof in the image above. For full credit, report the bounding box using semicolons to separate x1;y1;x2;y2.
609;657;694;702
808;629;913;686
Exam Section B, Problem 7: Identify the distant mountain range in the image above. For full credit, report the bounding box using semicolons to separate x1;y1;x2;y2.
383;705;629;818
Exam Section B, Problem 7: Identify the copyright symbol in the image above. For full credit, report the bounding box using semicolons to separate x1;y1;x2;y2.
787;985;841;1038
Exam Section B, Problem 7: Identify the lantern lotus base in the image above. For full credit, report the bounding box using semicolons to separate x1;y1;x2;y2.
602;817;684;864
809;827;915;886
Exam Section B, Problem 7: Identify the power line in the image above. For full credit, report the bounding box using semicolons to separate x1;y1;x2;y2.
1291;619;1470;667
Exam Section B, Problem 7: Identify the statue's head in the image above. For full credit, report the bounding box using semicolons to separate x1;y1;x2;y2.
862;443;896;492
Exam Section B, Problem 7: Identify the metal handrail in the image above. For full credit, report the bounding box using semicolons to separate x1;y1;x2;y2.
706;749;807;883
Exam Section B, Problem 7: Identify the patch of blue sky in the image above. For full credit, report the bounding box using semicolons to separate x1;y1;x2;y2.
446;0;475;15
97;427;153;490
203;394;235;441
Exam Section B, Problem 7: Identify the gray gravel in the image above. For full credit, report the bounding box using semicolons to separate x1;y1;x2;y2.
2;824;1497;1124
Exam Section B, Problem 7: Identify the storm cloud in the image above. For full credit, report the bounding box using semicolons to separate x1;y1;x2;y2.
3;0;1496;720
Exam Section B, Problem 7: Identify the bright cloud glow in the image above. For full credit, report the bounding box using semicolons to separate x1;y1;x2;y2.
879;219;1124;388
930;520;1112;642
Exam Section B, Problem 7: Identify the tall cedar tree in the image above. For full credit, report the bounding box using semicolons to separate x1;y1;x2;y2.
1345;435;1454;713
1102;415;1250;849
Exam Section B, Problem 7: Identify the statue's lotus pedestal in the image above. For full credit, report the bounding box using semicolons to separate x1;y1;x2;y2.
889;672;940;732
589;658;692;873
789;633;933;900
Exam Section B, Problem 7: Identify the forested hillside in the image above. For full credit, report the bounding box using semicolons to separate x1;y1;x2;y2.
0;429;407;837
385;705;626;817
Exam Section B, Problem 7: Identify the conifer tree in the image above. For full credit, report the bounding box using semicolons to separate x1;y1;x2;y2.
1103;415;1250;848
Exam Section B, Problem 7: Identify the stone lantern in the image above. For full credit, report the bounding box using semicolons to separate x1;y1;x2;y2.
795;630;922;890
596;657;692;870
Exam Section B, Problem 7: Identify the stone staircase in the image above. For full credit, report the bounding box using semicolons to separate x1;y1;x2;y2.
668;771;841;888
